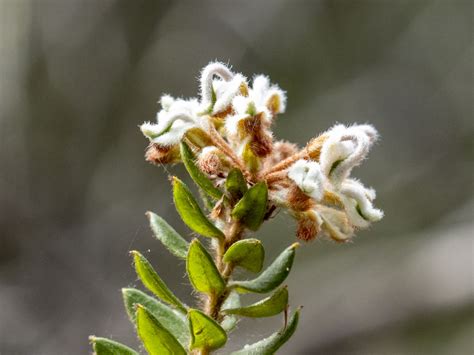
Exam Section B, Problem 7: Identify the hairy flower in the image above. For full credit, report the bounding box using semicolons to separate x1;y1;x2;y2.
140;96;203;147
139;62;383;242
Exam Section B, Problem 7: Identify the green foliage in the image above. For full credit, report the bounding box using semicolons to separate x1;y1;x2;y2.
92;152;301;354
147;211;189;259
131;251;187;313
223;238;264;273
225;168;248;201
172;177;225;239
89;336;138;355
136;305;187;355
122;288;189;346
231;182;268;231
188;309;227;351
231;309;301;355
186;239;225;295
223;286;288;318
180;141;223;200
229;243;299;294
220;291;241;332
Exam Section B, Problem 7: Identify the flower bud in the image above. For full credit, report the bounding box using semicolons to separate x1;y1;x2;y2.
198;147;222;176
145;144;180;165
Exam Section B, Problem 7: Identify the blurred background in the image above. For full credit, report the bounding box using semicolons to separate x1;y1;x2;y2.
0;0;472;354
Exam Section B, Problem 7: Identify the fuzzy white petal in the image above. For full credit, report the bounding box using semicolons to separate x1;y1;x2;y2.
288;159;324;201
339;180;384;228
160;94;174;111
320;124;375;186
200;62;234;107
252;75;270;103
150;120;195;146
212;73;247;114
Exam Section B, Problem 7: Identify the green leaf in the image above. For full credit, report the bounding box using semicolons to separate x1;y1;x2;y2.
220;291;240;332
172;177;225;239
89;336;138;355
180;141;223;200
147;211;189;259
187;239;225;295
122;288;189;346
231;182;268;231
188;308;227;351
136;305;187;355
223;238;264;273
225;168;248;201
131;251;187;313
231;308;301;355
223;286;288;317
229;243;299;294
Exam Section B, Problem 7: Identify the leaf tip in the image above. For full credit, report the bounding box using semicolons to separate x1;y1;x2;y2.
290;242;300;250
129;250;139;257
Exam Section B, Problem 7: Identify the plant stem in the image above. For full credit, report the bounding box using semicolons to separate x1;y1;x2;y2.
205;219;243;322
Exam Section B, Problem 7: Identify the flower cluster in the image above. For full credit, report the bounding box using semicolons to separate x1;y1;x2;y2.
141;62;382;242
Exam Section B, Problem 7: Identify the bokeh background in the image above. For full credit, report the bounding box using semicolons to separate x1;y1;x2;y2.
1;0;472;354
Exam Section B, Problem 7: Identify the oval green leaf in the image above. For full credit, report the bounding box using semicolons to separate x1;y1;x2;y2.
180;141;223;200
172;177;224;239
223;286;288;318
136;305;187;355
223;238;264;273
131;251;187;313
188;309;227;351
229;243;299;294
231;308;300;355
225;168;248;201
89;336;138;355
231;182;268;231
147;211;189;259
122;288;189;346
220;291;240;332
187;239;225;295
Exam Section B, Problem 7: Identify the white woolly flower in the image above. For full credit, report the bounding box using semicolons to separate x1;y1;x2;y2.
225;75;287;136
140;96;201;146
250;75;286;117
339;179;384;228
199;62;247;114
319;124;378;187
288;159;324;201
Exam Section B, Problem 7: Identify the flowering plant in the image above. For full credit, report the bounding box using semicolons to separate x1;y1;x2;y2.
90;62;383;354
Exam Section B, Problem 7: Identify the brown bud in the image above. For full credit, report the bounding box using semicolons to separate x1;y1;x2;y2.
198;147;222;176
145;144;180;165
